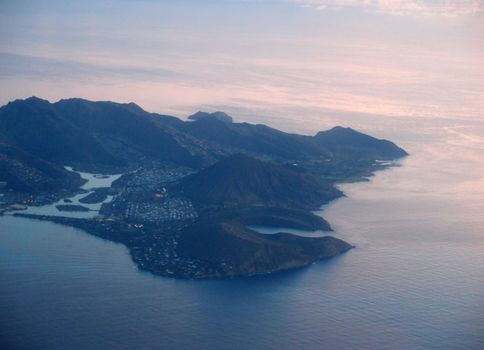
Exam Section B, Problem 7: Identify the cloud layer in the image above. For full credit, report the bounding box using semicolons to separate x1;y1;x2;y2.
294;0;484;16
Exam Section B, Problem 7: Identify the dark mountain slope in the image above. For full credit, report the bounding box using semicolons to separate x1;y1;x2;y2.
176;221;352;278
0;98;407;175
0;143;84;193
177;154;341;210
188;111;233;123
0;97;121;168
181;117;327;161
314;126;407;159
53;98;200;168
0;97;408;200
0;97;201;171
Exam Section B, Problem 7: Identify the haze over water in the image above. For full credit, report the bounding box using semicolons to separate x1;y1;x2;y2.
1;1;483;349
1;119;483;349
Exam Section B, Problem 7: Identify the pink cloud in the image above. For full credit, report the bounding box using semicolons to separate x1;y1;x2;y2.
294;0;484;16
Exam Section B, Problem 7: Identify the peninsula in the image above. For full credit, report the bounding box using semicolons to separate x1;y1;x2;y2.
1;97;407;279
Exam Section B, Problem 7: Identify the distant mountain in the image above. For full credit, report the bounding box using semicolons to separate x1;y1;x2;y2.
181;116;325;161
0;96;407;196
177;154;340;210
0;98;407;172
0;97;125;169
0;97;202;170
314;126;408;159
188;111;233;123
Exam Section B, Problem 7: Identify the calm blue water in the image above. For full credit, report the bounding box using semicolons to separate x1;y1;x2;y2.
1;121;484;350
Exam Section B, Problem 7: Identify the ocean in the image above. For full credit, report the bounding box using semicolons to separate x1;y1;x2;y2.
1;116;483;350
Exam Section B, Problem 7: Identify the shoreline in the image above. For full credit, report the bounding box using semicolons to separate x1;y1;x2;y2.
2;156;405;280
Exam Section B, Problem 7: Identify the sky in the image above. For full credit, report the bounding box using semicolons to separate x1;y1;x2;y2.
0;0;483;135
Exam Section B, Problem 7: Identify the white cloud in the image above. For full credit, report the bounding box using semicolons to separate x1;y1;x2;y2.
293;0;484;16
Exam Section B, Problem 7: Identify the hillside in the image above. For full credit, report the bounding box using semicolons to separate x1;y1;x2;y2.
176;221;352;278
0;143;84;194
177;154;341;210
314;126;408;159
0;97;406;177
0;97;200;172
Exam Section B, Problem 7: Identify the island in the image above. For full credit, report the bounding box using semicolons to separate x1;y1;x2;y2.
78;187;110;204
1;97;407;279
55;204;91;212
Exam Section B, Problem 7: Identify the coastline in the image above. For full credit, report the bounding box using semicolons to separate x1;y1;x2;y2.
7;161;403;280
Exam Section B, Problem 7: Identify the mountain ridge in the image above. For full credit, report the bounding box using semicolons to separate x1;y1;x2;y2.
0;96;407;196
0;96;408;279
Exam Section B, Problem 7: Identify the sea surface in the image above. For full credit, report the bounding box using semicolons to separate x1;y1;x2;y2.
1;118;484;350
